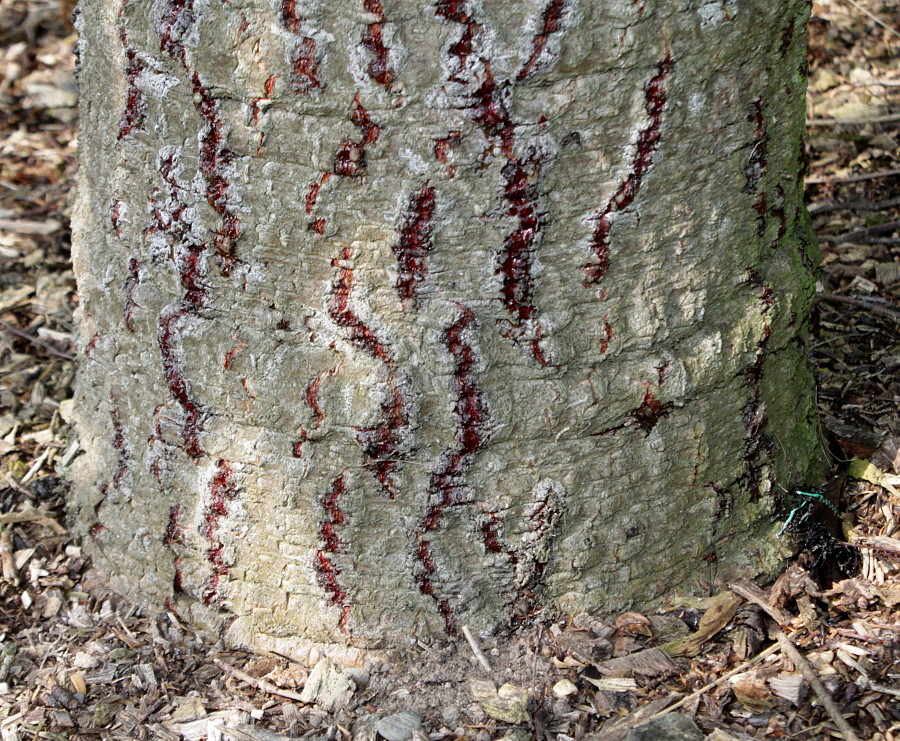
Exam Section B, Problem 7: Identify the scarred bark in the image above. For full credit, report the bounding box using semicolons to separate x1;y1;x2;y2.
69;0;822;650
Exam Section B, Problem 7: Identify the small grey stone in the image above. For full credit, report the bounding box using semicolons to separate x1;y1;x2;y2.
626;714;704;741
298;658;356;713
375;711;423;741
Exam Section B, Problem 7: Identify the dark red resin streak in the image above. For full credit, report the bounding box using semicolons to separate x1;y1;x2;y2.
516;0;567;81
392;183;436;302
154;151;207;458
200;460;239;603
742;267;776;501
159;0;241;275
293;358;343;458
498;155;550;365
304;172;331;232
435;0;477;85
585;52;673;285
436;0;550;364
415;308;491;634
314;473;351;632
280;0;322;94
328;246;408;498
117;1;146;141
360;0;394;90
744;99;768;237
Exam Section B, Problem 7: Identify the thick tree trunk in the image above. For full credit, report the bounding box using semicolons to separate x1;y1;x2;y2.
69;0;822;650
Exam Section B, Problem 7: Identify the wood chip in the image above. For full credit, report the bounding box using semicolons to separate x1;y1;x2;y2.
661;592;744;657
596;648;677;678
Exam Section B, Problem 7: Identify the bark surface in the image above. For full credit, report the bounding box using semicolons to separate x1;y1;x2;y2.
69;0;822;649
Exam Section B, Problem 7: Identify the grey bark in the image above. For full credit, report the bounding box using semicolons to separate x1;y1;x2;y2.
68;0;822;651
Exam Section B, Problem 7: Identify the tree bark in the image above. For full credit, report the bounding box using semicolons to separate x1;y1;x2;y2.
68;0;823;650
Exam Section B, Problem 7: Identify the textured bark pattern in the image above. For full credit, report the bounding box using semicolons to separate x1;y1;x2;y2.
69;0;822;649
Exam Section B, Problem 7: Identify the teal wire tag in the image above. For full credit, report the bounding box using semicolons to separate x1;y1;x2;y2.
776;490;839;538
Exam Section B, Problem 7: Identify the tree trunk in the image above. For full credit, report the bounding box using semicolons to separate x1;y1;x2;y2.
69;0;822;650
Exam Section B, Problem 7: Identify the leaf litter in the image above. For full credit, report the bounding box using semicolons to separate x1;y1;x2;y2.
0;0;899;739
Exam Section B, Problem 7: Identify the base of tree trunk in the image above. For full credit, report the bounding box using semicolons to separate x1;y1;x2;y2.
67;0;824;648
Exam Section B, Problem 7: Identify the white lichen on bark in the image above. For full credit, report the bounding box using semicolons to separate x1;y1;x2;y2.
68;0;822;649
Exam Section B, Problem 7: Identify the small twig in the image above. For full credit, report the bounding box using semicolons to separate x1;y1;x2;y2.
815;293;900;323
2;472;31;498
0;321;75;361
806;168;900;185
826;220;900;244
808;196;900;215
0;526;16;584
775;631;861;741
838;0;900;40
461;624;492;673
0;507;66;534
850;80;900;87
807;113;900;126
213;657;307;702
646;641;783;719
20;447;52;485
728;578;791;626
59;439;80;467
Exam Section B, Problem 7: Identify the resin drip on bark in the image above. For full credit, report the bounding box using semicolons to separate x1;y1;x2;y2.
201;460;239;603
744;99;769;237
360;0;394;91
314;473;351;632
117;12;146;142
742;267;776;501
155;153;209;459
585;51;673;285
629;387;672;433
392;183;436;303
328;247;408;498
333;94;381;177
279;0;322;94
414;308;491;634
516;0;567;81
